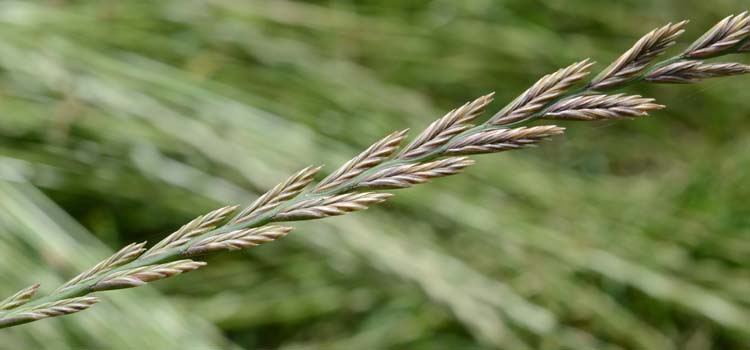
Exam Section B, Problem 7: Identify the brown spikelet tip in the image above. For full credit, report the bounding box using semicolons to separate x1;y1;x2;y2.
362;192;394;203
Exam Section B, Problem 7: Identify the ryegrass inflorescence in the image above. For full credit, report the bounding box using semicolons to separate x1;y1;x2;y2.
1;12;749;329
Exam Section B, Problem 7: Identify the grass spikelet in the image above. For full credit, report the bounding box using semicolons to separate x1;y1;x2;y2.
56;242;147;291
0;284;41;311
91;260;206;291
356;157;474;189
274;193;393;221
231;166;322;224
143;205;238;258
684;12;750;58
590;21;687;89
490;60;594;125
399;93;495;159
445;126;565;155
646;61;750;83
315;130;409;192
184;226;293;256
0;297;99;328
543;94;664;120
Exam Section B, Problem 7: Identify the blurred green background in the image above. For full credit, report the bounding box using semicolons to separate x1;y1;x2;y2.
1;1;749;349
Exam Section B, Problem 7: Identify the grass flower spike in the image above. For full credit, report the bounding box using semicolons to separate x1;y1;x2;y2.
2;12;750;330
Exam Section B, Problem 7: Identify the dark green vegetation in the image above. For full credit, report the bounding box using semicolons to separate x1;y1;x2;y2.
1;1;749;349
